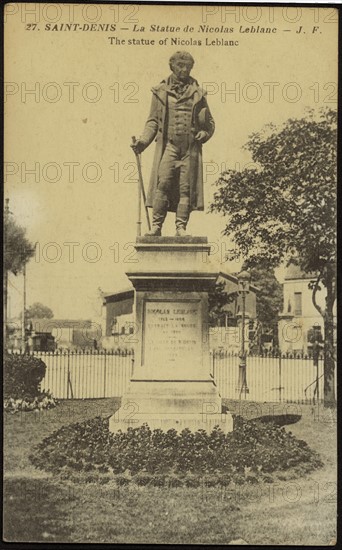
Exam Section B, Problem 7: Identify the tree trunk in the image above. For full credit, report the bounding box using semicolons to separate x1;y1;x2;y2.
3;268;8;347
323;276;336;408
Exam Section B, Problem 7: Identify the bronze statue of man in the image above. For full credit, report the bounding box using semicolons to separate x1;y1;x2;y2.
131;51;215;236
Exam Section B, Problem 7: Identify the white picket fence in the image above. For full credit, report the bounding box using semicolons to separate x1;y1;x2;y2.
25;350;330;404
38;351;134;399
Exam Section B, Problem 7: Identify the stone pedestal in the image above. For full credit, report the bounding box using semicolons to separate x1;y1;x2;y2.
109;236;233;433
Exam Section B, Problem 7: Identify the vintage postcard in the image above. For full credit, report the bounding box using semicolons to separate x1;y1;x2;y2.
4;2;338;545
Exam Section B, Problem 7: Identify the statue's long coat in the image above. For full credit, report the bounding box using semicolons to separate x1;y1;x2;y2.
140;76;215;212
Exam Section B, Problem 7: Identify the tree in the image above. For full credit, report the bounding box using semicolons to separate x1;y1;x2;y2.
26;303;54;320
208;281;238;327
4;207;35;332
4;217;35;275
210;108;336;407
242;260;283;352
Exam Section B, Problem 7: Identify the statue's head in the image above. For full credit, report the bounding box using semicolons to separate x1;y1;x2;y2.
169;51;194;82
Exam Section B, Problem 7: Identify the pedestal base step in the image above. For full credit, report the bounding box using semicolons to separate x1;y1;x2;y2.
109;411;233;434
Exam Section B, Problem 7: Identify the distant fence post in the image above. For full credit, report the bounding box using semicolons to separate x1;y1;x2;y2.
314;354;321;404
278;353;282;403
67;351;74;399
131;355;135;377
103;351;107;398
316;358;319;403
66;351;69;399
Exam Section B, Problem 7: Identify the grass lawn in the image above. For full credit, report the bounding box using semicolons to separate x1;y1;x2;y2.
3;398;337;544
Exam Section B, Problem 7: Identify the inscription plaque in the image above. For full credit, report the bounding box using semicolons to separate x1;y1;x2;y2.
143;300;202;371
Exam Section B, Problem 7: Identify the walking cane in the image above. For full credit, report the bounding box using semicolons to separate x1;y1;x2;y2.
131;136;151;235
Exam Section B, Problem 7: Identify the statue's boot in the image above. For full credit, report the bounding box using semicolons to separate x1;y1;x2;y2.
175;203;191;237
145;197;168;236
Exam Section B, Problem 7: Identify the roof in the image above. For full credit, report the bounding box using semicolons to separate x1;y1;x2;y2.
103;287;134;304
218;271;259;293
29;319;93;332
284;264;317;281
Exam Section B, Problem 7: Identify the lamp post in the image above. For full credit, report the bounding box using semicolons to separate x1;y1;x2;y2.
237;270;251;398
4;198;11;347
21;264;26;351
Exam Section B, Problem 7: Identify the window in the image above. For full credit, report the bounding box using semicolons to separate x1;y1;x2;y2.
111;318;118;336
294;292;302;316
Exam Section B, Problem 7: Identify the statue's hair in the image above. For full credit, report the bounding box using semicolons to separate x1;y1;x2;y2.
169;51;195;67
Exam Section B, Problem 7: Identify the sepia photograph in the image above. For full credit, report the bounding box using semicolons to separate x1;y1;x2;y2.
3;2;338;544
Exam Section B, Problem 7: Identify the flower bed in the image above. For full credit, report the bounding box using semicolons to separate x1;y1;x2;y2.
29;415;323;485
4;392;58;413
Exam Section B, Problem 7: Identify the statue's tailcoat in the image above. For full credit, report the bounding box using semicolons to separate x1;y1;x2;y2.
140;76;215;212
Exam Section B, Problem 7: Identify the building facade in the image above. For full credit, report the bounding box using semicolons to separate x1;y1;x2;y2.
278;264;333;354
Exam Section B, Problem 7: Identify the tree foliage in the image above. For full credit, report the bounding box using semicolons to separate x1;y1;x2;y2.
4;217;35;275
208;281;237;326
243;260;283;352
26;302;54;320
210;108;336;405
211;108;336;273
243;261;283;328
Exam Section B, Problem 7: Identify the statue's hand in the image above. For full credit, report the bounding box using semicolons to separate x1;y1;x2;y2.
194;131;207;143
131;139;146;154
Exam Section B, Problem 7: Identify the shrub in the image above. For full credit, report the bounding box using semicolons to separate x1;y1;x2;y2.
4;353;46;399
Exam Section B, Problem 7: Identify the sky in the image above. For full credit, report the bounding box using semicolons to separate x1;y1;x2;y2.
4;4;338;320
